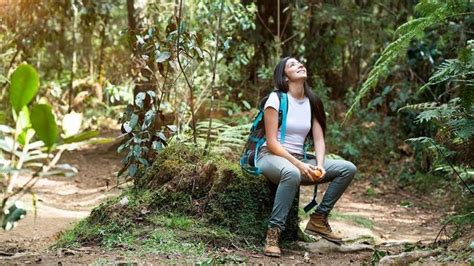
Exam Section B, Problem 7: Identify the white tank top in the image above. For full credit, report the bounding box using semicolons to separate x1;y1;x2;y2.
262;92;311;154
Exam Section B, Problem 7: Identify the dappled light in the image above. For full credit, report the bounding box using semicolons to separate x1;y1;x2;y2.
0;0;472;264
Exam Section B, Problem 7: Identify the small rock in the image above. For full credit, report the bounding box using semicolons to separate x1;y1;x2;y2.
303;252;310;263
119;196;129;206
63;249;76;256
289;256;295;259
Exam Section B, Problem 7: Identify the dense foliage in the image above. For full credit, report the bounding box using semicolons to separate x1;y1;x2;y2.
1;0;472;236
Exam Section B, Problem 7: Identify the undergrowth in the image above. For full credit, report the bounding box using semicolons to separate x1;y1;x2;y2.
55;143;300;255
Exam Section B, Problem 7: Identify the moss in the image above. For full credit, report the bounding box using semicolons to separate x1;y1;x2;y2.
330;211;374;229
56;143;300;252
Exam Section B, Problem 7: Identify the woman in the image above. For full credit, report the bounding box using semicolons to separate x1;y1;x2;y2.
257;57;357;257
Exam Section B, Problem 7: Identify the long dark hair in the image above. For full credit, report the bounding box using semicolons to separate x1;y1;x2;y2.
273;56;326;137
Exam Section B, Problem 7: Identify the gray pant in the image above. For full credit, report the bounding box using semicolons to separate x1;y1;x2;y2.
257;148;356;230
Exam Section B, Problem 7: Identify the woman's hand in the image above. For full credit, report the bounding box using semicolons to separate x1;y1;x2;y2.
297;162;322;182
314;165;326;180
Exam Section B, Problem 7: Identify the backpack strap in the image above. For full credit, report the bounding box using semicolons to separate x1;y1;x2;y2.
276;91;288;144
303;185;318;213
253;137;266;172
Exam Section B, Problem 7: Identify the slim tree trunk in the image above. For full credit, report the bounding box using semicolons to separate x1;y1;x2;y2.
176;0;197;145
205;0;225;152
97;14;109;90
68;0;78;113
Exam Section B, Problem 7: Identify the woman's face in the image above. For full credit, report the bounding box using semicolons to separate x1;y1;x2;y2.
284;58;307;81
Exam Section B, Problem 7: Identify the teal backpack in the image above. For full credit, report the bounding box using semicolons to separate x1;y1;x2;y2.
239;90;319;213
239;90;288;176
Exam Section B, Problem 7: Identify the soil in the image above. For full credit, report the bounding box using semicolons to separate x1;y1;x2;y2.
0;138;467;264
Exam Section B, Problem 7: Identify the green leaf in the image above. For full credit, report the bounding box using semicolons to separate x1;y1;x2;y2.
9;64;40;113
2;202;27;231
152;140;163;151
138;157;149;167
17;128;35;147
15;106;33;146
63;130;99;144
128;164;138;177
133;145;142;157
123;114;139;133
117;142;129;153
130;114;139;129
156;132;167;142
135;92;146;108
30;104;57;149
416;109;439;123
142;110;155;130
15;106;31;132
146;90;156;99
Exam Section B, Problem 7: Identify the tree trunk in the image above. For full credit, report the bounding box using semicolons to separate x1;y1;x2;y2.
68;0;78;113
97;14;109;102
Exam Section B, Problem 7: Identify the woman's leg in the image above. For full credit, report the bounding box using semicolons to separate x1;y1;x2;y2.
257;152;301;230
304;158;357;214
302;158;356;244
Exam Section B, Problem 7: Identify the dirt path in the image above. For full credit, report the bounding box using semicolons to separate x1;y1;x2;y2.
0;140;122;254
0;142;445;264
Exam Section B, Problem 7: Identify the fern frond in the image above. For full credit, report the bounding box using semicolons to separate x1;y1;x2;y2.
347;17;436;117
418;54;474;94
414;1;443;17
447;118;474;140
399;102;438;112
394;17;431;36
194;119;251;151
346;0;468;118
416;109;441;123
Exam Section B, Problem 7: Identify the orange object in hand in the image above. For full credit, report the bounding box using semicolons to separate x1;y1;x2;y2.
310;168;323;181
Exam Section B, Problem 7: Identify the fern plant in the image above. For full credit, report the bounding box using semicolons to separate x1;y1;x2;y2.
419;39;474;93
195;119;250;154
347;0;470;116
349;0;473;195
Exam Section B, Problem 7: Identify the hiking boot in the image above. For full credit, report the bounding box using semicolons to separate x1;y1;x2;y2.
264;226;281;257
304;212;343;245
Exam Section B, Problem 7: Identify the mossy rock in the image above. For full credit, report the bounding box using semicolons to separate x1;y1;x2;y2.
58;143;300;249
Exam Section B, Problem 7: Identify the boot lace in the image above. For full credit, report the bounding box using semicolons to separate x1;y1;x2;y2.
267;227;280;246
323;214;333;232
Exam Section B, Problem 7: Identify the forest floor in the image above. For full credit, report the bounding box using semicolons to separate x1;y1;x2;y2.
0;136;469;264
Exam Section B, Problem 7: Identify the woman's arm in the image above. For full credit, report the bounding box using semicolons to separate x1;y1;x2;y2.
264;107;315;178
312;118;326;176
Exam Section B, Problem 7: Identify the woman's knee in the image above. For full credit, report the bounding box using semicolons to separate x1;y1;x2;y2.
280;167;301;186
344;161;357;178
